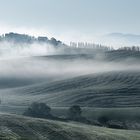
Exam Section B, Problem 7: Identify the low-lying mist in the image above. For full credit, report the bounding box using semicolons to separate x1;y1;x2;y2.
0;55;140;89
0;42;58;58
0;42;140;89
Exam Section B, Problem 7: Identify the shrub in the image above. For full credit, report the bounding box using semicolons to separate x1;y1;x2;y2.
23;102;52;119
68;105;82;121
107;120;126;129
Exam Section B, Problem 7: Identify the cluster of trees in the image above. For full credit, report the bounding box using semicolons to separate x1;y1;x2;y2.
0;32;62;46
70;42;140;53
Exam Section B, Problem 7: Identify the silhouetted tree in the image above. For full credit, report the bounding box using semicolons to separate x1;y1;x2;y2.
68;105;82;120
23;102;52;118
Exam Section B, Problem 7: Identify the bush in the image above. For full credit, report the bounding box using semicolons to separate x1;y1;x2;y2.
23;102;52;119
98;116;109;125
107;120;126;129
68;105;82;121
98;115;127;129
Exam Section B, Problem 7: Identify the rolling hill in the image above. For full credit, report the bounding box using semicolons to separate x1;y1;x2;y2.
1;70;140;108
0;51;140;115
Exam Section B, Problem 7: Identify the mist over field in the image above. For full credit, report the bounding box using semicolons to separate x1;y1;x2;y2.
0;42;57;58
0;38;140;91
0;41;140;90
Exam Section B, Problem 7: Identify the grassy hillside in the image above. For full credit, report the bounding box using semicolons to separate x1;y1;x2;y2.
0;113;140;140
2;70;140;108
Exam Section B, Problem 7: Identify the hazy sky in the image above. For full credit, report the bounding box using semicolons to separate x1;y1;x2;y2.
0;0;140;43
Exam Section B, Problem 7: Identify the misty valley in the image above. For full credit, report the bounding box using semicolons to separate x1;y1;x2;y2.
0;33;139;140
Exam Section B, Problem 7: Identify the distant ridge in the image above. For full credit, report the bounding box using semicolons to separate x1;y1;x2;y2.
102;33;140;47
107;33;140;43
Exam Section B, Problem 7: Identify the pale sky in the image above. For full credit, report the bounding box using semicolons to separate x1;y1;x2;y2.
0;0;140;43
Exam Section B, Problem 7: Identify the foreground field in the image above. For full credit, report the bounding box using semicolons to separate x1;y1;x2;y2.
0;113;140;140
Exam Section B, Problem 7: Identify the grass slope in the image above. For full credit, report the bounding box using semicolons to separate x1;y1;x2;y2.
0;113;140;140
